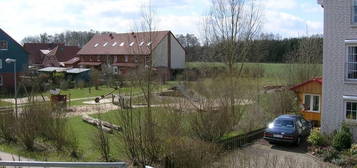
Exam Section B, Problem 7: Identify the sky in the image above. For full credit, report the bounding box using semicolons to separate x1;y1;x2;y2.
0;0;323;42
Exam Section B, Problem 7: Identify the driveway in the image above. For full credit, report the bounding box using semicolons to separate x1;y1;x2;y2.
213;139;338;168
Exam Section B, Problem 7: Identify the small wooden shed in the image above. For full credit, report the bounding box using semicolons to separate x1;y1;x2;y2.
290;77;322;125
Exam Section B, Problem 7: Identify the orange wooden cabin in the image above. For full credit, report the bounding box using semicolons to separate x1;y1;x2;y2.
290;77;322;126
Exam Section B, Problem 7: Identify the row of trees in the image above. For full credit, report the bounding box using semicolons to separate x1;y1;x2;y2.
176;33;323;63
21;30;322;64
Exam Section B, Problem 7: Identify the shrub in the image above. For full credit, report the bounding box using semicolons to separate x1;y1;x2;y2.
0;111;17;143
59;80;71;90
350;144;357;155
17;103;41;150
332;125;352;151
307;129;327;146
163;137;221;168
321;147;339;162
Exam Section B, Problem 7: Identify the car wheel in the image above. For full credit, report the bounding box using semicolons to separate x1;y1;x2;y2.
295;136;301;146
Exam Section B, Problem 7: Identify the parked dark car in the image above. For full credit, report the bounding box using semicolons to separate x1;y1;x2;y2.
264;115;312;145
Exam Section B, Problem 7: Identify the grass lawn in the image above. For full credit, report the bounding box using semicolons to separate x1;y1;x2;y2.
0;116;125;162
0;101;12;107
43;82;177;100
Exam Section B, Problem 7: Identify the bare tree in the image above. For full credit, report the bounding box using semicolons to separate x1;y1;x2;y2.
118;2;163;167
285;36;322;85
191;0;262;141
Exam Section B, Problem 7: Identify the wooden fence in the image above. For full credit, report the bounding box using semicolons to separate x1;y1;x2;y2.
218;128;266;150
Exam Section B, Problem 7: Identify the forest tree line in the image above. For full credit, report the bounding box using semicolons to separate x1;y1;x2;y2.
21;31;322;64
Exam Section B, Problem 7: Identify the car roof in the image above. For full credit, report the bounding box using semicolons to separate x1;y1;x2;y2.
276;114;300;120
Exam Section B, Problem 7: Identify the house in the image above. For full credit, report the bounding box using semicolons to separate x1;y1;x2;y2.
38;67;91;82
0;28;28;89
77;31;185;80
318;0;357;141
23;43;80;68
290;77;322;126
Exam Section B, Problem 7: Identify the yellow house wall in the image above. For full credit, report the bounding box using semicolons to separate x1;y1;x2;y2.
293;82;322;121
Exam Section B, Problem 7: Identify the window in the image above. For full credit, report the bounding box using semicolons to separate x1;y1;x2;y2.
125;56;128;62
0;59;2;69
103;42;108;47
346;101;357;120
120;42;125;46
303;94;320;112
353;0;357;23
94;43;99;47
0;40;8;50
129;42;135;47
347;46;357;79
0;75;3;86
114;56;118;63
112;42;117;46
139;41;144;46
147;42;152;46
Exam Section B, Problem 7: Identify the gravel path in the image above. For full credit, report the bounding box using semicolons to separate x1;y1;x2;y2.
213;139;338;168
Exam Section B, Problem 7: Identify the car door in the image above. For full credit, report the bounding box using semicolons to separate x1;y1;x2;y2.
296;119;303;135
299;118;309;136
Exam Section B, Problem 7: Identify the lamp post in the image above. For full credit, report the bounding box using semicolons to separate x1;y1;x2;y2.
5;58;17;117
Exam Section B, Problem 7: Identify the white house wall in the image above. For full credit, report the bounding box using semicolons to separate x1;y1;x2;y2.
152;35;168;67
322;0;357;141
170;34;185;69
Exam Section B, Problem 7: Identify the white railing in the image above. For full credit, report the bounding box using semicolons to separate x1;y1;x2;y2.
0;161;127;168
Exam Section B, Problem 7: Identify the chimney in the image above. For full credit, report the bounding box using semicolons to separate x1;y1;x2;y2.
109;33;114;39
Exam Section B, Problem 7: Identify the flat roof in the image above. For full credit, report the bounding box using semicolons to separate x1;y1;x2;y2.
66;68;90;74
38;67;90;74
38;67;68;72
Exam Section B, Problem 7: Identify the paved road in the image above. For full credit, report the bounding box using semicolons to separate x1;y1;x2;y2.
0;151;33;162
213;139;338;168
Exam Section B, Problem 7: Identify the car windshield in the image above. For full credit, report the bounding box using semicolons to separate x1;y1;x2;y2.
273;119;295;128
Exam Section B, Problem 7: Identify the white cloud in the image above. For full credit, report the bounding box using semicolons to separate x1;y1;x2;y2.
263;10;323;37
0;0;323;42
263;0;297;10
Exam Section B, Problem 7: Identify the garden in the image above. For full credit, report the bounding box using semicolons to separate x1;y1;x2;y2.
307;125;357;167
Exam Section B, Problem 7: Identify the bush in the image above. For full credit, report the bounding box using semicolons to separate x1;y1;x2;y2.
163;137;221;168
332;125;352;151
350;144;357;155
307;129;327;146
0;111;17;143
321;147;339;162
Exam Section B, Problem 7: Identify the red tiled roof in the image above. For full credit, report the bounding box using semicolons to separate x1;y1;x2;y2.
77;31;170;56
112;63;138;68
63;57;80;65
24;43;63;64
290;77;322;90
78;62;103;66
23;43;80;64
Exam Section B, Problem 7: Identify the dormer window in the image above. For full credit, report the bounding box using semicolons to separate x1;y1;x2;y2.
353;0;357;23
129;42;135;47
0;40;8;50
112;42;117;46
103;42;108;47
94;43;99;47
139;41;144;46
147;42;152;46
120;42;125;46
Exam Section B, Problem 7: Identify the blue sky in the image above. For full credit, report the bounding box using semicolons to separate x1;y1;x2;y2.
0;0;323;42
